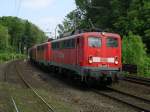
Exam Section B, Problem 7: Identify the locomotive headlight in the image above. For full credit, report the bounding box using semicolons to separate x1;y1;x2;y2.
101;32;106;36
89;59;93;64
114;56;119;65
88;56;93;64
114;60;119;65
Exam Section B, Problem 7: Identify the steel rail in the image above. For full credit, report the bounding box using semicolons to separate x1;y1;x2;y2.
15;63;55;112
11;97;20;112
123;77;150;86
107;87;150;103
126;76;150;82
92;89;150;112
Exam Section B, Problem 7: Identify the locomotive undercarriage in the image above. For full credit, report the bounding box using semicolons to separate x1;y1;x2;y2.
48;63;120;86
81;67;120;86
31;60;120;86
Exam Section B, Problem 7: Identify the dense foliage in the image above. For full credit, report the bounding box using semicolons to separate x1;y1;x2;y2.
0;24;9;50
122;32;149;76
122;32;146;65
0;52;25;63
0;16;47;54
58;0;150;76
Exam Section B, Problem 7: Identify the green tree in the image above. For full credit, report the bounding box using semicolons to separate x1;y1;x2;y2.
0;16;47;54
0;24;10;51
0;17;25;50
57;9;83;35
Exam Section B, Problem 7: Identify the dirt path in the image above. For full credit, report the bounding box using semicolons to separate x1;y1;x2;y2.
0;63;6;81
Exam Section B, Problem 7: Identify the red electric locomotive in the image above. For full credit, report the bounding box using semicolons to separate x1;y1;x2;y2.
50;32;121;84
28;42;51;65
36;42;51;64
28;45;36;62
29;31;122;85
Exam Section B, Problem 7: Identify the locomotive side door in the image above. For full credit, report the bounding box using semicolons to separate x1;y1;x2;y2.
76;37;81;65
76;37;79;65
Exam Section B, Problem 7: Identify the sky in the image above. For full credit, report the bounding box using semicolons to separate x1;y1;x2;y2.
0;0;76;37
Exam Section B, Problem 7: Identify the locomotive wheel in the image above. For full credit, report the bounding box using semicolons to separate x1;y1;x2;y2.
85;76;98;88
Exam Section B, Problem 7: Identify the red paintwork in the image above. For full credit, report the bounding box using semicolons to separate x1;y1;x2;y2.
83;32;122;68
28;46;36;61
29;32;122;70
33;42;51;62
50;32;122;69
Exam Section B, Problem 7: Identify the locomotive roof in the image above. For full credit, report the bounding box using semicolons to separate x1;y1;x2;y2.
36;42;50;47
51;32;120;43
51;33;82;43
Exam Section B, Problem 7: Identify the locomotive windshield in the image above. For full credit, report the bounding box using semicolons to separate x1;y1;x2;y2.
106;37;118;47
88;37;101;47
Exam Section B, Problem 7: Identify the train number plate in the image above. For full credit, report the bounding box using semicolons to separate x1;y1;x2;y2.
101;58;107;62
92;57;101;62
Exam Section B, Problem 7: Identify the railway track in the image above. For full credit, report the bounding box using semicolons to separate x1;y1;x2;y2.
4;61;55;112
92;87;150;112
123;76;150;86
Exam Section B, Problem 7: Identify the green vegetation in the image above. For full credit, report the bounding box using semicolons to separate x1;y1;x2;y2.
0;52;25;63
0;24;9;50
0;16;47;62
122;32;150;77
58;0;150;77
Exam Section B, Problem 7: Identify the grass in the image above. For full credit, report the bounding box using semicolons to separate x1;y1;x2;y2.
0;82;15;112
0;82;75;112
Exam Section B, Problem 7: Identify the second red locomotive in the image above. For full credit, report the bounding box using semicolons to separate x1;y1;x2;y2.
29;31;122;85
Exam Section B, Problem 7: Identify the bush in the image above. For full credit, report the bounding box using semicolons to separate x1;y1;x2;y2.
140;57;150;77
122;32;149;77
0;52;26;63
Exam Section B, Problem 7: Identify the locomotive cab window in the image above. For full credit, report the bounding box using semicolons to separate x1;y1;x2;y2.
106;37;118;47
52;42;60;50
88;37;101;48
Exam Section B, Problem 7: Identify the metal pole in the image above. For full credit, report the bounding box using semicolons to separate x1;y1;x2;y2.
55;26;58;39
